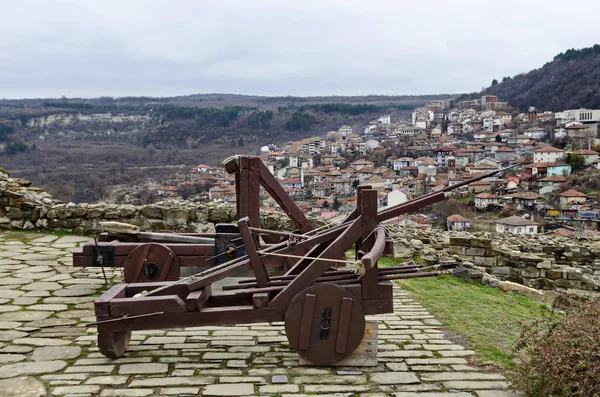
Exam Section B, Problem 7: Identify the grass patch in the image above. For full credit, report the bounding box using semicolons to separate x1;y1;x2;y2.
396;274;554;369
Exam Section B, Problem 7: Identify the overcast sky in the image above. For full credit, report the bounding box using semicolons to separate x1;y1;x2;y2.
1;0;599;99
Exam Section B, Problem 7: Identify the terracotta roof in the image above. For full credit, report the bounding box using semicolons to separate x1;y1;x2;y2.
475;193;497;199
539;175;567;182
534;146;563;153
495;215;538;226
447;214;470;222
559;189;588;198
573;149;599;155
496;147;514;152
507;192;542;199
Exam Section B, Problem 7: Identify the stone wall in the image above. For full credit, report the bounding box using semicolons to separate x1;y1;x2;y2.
0;169;296;234
388;226;600;299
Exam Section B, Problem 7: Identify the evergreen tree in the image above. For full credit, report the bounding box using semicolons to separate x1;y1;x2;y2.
332;196;340;210
238;137;244;147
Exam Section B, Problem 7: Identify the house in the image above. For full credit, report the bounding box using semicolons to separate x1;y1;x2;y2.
538;175;567;194
523;127;547;140
533;146;564;163
546;163;572;177
350;159;374;171
281;178;303;189
502;192;543;209
474;193;500;209
559;190;589;210
495;216;538;235
495;147;515;162
572;149;599;166
386;189;409;208
446;214;471;231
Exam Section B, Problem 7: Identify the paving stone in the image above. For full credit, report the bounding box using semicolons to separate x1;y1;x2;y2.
293;375;367;384
0;376;47;397
475;391;527;397
99;390;154;397
159;387;201;395
129;377;215;387
0;321;22;329
0;290;23;298
0;360;67;378
203;383;255;396
421;372;506;381
385;362;409;371
119;363;169;374
0;311;52;321
259;384;300;393
13;337;70;346
0;353;27;363
303;384;371;393
392;393;474;397
0;345;33;353
64;365;115;373
22;281;62;291
0;305;22;312
31;346;82;361
272;374;289;383
29;304;69;311
144;336;186;344
370;372;420;384
85;376;129;385
442;380;510;389
0;330;28;341
52;385;101;395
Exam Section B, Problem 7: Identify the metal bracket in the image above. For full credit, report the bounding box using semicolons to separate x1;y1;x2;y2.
92;246;115;267
215;224;246;265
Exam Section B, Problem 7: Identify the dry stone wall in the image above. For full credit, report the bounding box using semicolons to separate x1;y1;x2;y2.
387;225;600;299
0;169;296;234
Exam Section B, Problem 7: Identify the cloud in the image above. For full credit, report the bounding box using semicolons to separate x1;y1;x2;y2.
1;0;599;98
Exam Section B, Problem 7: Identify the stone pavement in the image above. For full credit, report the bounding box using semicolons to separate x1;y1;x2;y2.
0;232;523;397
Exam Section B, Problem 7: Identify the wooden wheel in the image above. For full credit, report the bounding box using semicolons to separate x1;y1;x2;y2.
98;330;131;358
124;243;180;283
285;283;365;365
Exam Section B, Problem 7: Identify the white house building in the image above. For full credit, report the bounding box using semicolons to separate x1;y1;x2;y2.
533;146;564;163
495;216;538;235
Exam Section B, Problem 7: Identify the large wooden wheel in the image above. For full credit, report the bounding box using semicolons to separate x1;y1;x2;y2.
98;330;131;359
124;243;180;283
284;283;365;365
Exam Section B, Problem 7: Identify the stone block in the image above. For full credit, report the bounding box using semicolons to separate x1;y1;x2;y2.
450;237;471;247
466;248;486;256
554;279;576;288
521;267;540;278
491;267;510;276
500;281;544;301
473;256;496;267
546;270;564;280
471;238;492;248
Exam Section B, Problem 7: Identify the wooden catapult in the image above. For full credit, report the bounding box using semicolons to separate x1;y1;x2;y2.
84;156;511;364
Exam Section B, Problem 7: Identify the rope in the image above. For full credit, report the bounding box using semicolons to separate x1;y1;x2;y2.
258;251;360;266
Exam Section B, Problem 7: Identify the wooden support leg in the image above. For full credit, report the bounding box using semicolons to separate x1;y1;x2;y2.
359;189;379;300
238;217;270;287
98;330;131;359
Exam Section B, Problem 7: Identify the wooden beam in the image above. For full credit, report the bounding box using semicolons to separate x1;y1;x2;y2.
360;189;379;300
259;161;313;233
269;218;362;308
238;217;270;287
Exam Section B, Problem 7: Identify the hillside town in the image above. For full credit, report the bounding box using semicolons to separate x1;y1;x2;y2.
142;96;600;238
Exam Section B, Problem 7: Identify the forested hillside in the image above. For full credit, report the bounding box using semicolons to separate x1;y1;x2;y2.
0;94;449;202
476;44;600;111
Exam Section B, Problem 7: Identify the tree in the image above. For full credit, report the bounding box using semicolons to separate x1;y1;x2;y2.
565;153;585;171
237;137;244;147
491;79;498;86
322;200;330;208
332;196;340;210
230;137;236;147
495;134;502;143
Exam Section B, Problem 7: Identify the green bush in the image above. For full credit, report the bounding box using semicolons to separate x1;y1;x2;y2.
512;300;600;397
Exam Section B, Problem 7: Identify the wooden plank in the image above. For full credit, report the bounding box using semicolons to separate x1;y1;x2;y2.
94;284;127;318
377;191;445;222
185;286;212;312
126;282;190;298
110;295;186;317
298;293;316;350
258;161;313;233
335;297;353;354
82;242;214;257
360;189;379;300
238;217;269;287
98;306;287;332
269;218;362;308
252;292;270;308
361;227;386;269
237;157;261;227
